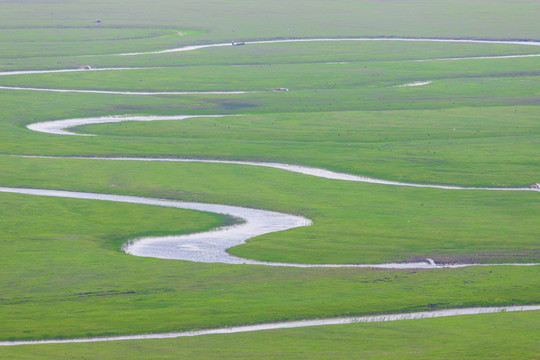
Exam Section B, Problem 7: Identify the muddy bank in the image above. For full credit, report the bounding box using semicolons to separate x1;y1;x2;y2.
0;186;311;265
415;53;540;62
409;250;540;265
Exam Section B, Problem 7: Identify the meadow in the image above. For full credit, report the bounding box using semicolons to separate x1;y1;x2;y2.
2;311;539;359
0;0;538;358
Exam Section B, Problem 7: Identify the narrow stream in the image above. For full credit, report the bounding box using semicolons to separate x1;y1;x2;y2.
15;155;540;192
116;37;540;56
1;186;538;268
1;305;538;346
2;35;539;345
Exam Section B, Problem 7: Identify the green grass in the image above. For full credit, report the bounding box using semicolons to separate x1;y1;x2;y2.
0;28;203;59
1;44;539;186
1;156;539;264
2;311;539;359
77;106;540;187
0;0;538;357
1;0;539;41
2;105;539;186
4;40;540;72
3;47;540;92
1;190;539;341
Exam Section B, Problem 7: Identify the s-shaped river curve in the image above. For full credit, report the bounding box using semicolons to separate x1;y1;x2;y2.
10;33;540;266
1;36;539;345
7;146;540;268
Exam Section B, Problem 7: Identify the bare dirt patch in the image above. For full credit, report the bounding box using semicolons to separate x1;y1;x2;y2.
409;250;540;265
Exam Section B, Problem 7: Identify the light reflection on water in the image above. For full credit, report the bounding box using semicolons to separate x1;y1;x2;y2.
1;305;539;346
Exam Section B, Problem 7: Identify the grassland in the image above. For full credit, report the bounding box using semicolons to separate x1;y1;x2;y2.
1;0;539;43
1;156;539;264
0;0;538;358
2;51;539;186
2;311;539;359
1;191;539;339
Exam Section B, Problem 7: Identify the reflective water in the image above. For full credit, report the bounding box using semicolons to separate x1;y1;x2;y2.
16;155;539;192
0;187;310;265
1;305;538;346
3;34;540;347
0;85;254;96
0;67;157;76
117;37;540;56
27;115;236;136
394;81;432;87
1;186;538;269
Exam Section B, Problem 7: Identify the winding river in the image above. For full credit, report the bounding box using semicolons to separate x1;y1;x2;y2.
116;37;540;56
1;37;540;96
13;154;540;192
1;36;539;345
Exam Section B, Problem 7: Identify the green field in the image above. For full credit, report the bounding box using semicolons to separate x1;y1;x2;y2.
2;311;539;359
0;0;539;358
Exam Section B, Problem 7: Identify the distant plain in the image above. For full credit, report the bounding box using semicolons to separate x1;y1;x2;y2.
0;0;538;358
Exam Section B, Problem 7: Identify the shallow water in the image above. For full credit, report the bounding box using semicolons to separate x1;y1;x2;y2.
117;37;540;56
415;53;540;62
3;37;539;99
0;67;157;76
26;114;235;136
1;185;538;269
0;85;254;96
1;305;538;346
15;156;539;192
0;186;310;266
2;35;540;345
394;81;432;87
